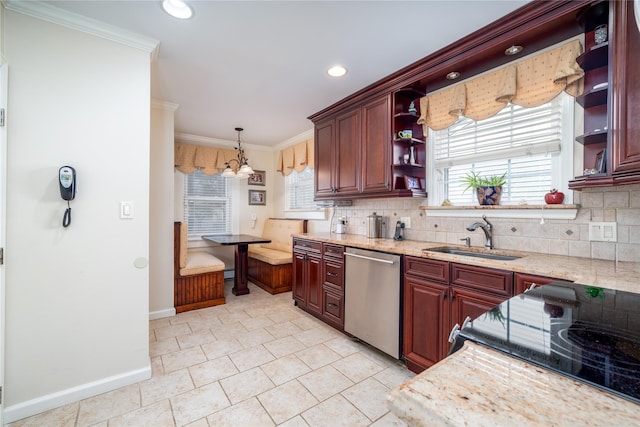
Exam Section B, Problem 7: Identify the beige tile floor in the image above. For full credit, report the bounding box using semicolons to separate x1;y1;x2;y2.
10;280;415;427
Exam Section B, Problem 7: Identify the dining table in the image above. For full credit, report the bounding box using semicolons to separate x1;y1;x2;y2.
202;234;271;296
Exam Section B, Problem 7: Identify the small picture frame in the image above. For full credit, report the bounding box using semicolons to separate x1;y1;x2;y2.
595;149;606;173
248;170;265;186
248;189;266;206
404;176;423;190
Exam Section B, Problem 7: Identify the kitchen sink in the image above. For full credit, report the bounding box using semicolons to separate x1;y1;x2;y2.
423;246;523;261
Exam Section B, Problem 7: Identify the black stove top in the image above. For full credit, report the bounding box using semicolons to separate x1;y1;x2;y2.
453;281;640;404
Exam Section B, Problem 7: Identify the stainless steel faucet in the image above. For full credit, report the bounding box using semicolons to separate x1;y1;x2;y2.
466;215;493;249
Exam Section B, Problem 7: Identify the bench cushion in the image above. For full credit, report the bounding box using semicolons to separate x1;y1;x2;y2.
180;251;225;276
248;247;293;265
258;219;306;253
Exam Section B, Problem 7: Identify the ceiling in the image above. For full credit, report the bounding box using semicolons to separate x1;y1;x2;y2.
43;0;530;147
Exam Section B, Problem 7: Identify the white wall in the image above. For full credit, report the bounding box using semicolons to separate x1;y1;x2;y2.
4;11;153;421
150;101;178;318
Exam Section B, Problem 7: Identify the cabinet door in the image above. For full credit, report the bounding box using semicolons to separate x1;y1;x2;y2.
361;95;391;194
292;251;307;304
322;288;344;329
335;109;360;195
612;0;640;176
450;287;506;341
306;254;323;315
314;119;335;197
403;276;450;373
514;272;561;295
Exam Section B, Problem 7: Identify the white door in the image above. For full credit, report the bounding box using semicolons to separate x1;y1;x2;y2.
0;62;8;425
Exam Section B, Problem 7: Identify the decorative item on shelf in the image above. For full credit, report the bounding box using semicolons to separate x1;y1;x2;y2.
222;127;254;178
398;130;413;139
409;146;417;164
594;24;608;45
403;154;410;164
408;101;417;115
544;189;565;204
462;171;506;206
595;149;606;173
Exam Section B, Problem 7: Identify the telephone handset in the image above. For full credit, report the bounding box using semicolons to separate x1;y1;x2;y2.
59;166;76;227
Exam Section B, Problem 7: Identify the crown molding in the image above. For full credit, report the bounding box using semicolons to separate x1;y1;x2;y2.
274;128;314;150
4;0;159;61
151;99;179;112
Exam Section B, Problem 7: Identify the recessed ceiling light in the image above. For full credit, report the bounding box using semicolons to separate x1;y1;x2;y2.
162;0;193;19
327;65;348;77
446;71;460;80
505;45;523;56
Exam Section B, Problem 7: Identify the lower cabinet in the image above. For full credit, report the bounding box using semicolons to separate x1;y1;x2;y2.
514;272;563;295
293;238;345;330
292;239;323;315
403;256;514;374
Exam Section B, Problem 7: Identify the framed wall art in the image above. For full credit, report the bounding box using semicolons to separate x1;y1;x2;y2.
248;189;266;206
248;170;265;186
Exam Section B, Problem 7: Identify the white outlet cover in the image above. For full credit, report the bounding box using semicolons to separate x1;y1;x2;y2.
588;222;617;242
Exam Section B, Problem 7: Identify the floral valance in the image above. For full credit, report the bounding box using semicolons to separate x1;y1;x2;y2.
174;142;237;175
277;139;314;176
417;39;584;135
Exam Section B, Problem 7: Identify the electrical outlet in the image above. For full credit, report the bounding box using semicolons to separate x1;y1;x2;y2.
588;222;617;242
401;216;411;229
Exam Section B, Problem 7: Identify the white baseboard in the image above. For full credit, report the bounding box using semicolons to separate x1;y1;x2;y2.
149;307;176;320
3;364;151;424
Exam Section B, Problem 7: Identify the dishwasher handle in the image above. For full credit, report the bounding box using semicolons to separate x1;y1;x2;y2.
344;252;395;265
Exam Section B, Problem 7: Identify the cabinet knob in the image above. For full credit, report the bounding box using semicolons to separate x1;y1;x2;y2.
328;303;338;308
442;290;447;300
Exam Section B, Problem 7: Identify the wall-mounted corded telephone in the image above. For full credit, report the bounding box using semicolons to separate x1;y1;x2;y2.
59;166;76;227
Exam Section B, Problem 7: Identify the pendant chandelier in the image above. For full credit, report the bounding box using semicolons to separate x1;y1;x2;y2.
222;127;254;178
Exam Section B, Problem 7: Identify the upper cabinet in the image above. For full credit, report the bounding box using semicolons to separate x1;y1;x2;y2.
313;93;396;200
570;0;640;189
310;0;640;200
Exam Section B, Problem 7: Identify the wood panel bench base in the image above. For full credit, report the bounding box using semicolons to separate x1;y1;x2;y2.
248;257;291;295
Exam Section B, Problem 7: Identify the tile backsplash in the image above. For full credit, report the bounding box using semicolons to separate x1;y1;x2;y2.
333;184;640;263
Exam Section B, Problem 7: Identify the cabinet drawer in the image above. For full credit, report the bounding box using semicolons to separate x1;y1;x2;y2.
323;259;344;290
451;263;513;297
323;243;344;260
514;272;565;295
405;256;449;284
293;238;322;254
323;289;344;325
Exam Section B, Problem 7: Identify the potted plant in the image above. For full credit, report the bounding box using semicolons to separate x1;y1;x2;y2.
462;171;506;205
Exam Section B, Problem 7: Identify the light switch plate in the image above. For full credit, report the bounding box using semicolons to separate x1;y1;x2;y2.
588;222;617;242
120;201;134;219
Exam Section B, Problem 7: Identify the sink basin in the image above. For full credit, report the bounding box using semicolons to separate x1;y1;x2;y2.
423;246;523;261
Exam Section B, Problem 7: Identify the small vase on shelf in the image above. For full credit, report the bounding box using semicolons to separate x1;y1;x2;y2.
409;146;416;164
408;101;417;115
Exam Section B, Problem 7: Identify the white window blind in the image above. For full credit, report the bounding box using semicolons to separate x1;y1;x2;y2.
432;94;568;205
285;167;316;211
183;170;231;236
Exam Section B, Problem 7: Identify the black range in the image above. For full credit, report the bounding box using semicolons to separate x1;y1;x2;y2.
450;281;640;404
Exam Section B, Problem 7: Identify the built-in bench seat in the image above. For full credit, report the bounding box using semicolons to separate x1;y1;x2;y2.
174;222;226;313
248;218;307;294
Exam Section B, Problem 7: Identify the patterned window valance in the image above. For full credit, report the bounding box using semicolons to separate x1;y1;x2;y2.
417;39;584;135
174;142;237;175
277;139;314;176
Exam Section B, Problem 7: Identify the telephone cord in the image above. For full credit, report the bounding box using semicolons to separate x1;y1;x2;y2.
63;201;72;228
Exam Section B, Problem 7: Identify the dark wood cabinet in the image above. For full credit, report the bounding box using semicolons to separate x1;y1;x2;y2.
321;243;345;330
403;275;450;372
312;94;396;200
570;0;640;189
514;272;563;295
292;238;323;315
403;257;514;374
293;238;345;330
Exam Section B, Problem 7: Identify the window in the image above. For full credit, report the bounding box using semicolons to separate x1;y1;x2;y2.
429;93;573;205
285;167;316;211
183;170;231;236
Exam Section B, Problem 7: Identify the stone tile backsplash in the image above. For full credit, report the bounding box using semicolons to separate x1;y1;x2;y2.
334;184;640;262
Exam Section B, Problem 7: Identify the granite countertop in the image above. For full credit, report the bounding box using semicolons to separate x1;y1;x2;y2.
386;342;640;427
293;232;640;293
294;232;640;425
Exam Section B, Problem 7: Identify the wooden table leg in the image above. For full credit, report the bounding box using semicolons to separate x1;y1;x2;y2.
232;243;250;295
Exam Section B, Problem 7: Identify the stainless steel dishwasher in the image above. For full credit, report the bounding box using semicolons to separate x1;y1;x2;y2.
344;247;401;359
